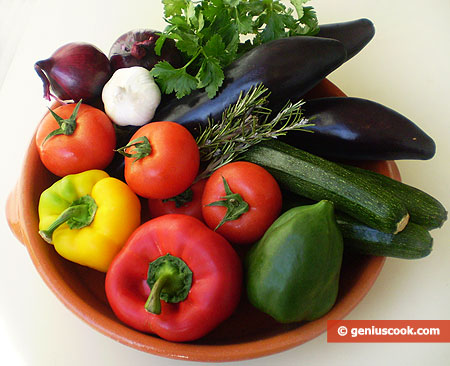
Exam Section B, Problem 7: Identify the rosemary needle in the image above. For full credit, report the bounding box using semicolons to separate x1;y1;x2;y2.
195;84;313;181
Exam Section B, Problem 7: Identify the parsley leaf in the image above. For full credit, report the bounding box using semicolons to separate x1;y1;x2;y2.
203;34;227;64
290;0;308;19
297;6;320;35
162;0;185;17
196;56;224;98
258;10;288;44
150;61;198;98
152;0;320;99
174;32;201;57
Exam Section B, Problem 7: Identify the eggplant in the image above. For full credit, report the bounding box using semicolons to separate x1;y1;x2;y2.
279;97;436;161
154;36;347;135
316;18;375;61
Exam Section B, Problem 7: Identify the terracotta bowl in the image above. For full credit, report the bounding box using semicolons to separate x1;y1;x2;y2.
6;79;401;362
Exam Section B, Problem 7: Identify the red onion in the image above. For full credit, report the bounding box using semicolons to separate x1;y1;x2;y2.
34;42;112;102
109;29;183;72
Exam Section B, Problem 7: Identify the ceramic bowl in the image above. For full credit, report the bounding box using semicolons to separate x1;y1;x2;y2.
6;79;400;362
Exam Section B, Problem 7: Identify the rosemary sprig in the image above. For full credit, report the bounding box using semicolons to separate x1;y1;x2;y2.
195;84;314;181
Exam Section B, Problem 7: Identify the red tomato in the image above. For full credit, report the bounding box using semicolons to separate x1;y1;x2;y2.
148;179;207;221
202;161;282;245
35;102;116;177
123;121;199;199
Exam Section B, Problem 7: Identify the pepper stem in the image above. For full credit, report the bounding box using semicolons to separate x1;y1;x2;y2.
42;99;82;145
145;254;193;315
206;176;249;230
144;274;169;314
39;195;97;244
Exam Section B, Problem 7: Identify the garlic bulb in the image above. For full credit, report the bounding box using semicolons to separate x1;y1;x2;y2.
102;66;161;126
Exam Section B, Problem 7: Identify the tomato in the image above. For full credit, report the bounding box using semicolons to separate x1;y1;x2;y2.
202;161;282;245
122;121;199;199
148;179;207;221
35;102;116;177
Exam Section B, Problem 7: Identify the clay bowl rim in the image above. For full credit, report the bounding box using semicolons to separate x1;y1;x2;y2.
7;79;395;362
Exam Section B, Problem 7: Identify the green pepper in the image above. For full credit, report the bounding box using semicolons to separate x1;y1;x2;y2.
245;200;344;323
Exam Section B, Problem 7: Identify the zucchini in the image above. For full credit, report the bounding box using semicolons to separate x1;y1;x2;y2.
341;164;447;230
282;191;433;259
242;139;409;234
338;214;432;259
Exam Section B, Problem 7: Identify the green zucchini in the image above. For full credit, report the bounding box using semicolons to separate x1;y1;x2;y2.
242;139;409;234
341;164;447;230
282;191;433;259
337;214;432;259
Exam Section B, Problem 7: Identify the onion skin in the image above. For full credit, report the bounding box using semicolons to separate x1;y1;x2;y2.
108;29;183;72
34;42;112;102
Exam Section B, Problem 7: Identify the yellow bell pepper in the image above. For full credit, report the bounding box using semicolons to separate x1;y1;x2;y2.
38;169;141;272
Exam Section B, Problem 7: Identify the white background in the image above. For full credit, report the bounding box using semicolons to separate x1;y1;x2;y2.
1;0;449;365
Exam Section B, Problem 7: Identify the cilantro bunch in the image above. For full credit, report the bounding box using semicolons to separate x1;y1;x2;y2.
151;0;319;99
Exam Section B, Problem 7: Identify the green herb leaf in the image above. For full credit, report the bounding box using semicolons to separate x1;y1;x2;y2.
297;6;320;35
175;32;201;57
154;0;320;99
235;13;253;34
195;83;314;180
224;0;241;7
259;11;288;44
162;0;186;17
151;61;198;98
154;35;166;56
290;0;308;19
196;56;224;98
203;34;226;62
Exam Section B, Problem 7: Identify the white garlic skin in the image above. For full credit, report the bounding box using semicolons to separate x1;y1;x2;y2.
102;66;161;126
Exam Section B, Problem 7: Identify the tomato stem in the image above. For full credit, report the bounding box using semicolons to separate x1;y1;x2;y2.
206;176;249;230
42;99;82;145
116;136;152;162
162;187;194;208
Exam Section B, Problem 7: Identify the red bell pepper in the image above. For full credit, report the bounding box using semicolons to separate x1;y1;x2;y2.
105;214;242;342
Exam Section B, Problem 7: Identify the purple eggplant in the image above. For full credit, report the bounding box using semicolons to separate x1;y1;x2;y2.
153;36;347;135
316;18;375;61
279;97;436;161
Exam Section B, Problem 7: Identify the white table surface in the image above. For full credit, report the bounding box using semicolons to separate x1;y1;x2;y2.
1;0;449;365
